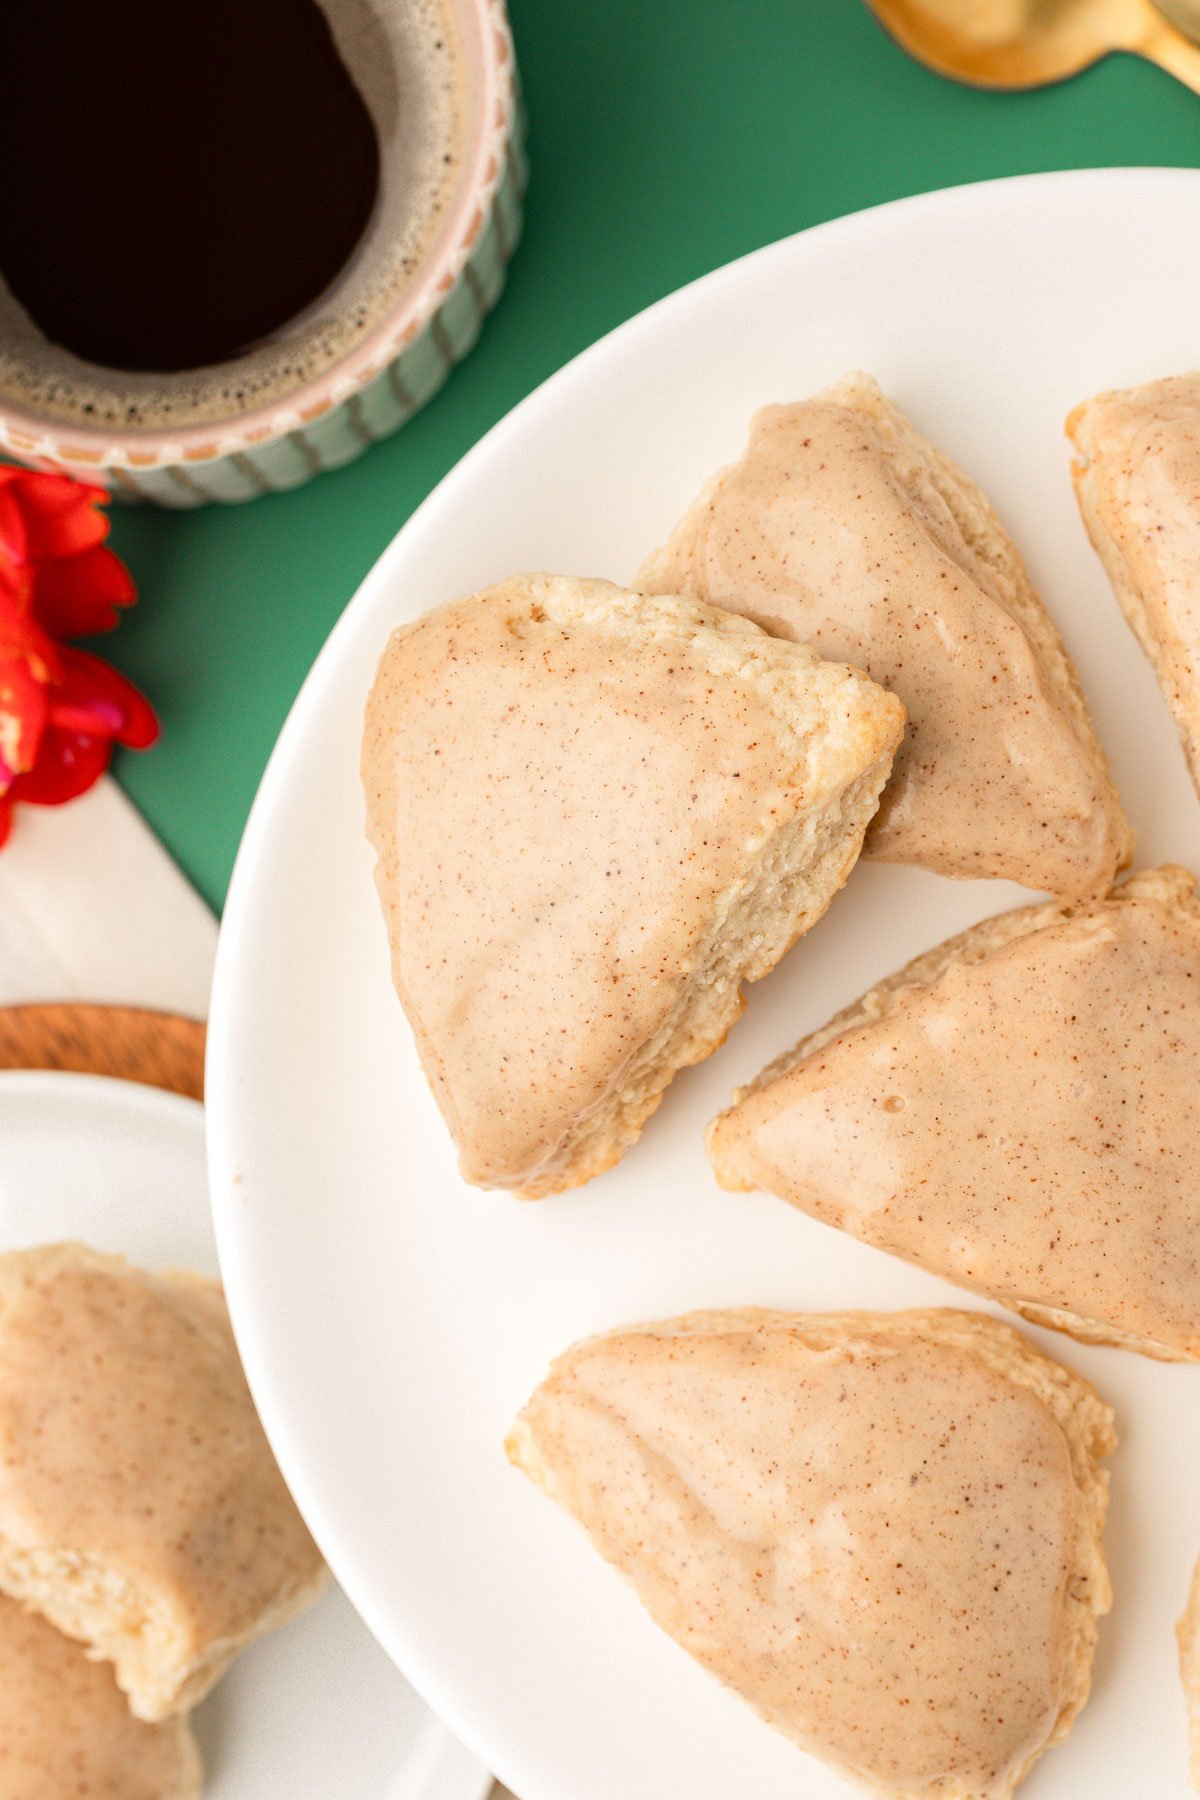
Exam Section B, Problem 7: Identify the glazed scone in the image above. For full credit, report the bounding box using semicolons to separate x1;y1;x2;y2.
0;1244;328;1721
708;865;1200;1361
0;1592;201;1800
1179;1558;1200;1790
1069;374;1200;795
362;574;904;1197
639;371;1132;897
508;1307;1114;1800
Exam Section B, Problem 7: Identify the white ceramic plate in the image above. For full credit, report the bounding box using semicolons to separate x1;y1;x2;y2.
208;169;1200;1800
0;1071;490;1800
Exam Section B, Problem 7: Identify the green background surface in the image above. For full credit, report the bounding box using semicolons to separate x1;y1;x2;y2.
100;0;1200;912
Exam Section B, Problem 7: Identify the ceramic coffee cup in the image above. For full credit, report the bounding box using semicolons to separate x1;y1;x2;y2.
0;0;524;506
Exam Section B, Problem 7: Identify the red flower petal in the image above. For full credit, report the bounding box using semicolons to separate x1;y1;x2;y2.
0;650;50;776
0;602;60;681
9;470;110;560
31;545;137;638
10;724;112;805
0;556;27;614
0;484;29;569
0;617;58;692
0;473;152;848
53;646;158;749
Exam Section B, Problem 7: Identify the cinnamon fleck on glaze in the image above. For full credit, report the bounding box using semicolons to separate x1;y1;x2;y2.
508;1308;1113;1800
639;372;1131;897
362;574;903;1195
1069;374;1200;796
0;1593;199;1800
0;1245;326;1717
709;866;1200;1361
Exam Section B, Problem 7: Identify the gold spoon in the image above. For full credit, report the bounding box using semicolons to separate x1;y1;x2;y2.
864;0;1200;92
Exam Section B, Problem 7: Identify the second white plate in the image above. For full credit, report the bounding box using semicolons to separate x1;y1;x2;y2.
0;1071;490;1800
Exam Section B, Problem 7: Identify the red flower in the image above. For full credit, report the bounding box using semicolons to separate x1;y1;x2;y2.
0;467;156;847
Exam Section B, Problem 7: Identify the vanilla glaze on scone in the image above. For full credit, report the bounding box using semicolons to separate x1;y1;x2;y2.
509;1307;1113;1800
641;372;1131;896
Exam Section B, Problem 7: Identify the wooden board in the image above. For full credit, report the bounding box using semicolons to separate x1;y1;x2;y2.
0;1002;205;1100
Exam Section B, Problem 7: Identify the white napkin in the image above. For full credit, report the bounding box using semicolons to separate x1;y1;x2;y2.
0;778;217;1014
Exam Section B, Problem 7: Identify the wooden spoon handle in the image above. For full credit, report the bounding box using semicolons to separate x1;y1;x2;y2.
1135;10;1200;89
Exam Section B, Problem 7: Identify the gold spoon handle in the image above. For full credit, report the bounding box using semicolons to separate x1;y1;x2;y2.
1135;11;1200;88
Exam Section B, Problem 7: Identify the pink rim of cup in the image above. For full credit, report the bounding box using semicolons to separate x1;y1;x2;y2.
0;0;525;506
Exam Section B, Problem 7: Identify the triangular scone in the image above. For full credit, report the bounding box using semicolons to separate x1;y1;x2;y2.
638;372;1132;898
1069;374;1200;796
1178;1558;1200;1791
708;865;1200;1361
0;1592;201;1800
508;1307;1113;1800
0;1245;328;1721
362;574;904;1197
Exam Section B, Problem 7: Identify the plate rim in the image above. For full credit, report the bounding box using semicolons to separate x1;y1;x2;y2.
0;1064;206;1126
205;163;1200;1798
0;1067;493;1800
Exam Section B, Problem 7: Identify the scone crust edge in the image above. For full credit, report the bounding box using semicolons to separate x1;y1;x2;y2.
365;572;904;1197
1069;376;1200;796
705;866;1200;1361
508;1305;1114;1800
640;372;1133;898
0;1241;328;1721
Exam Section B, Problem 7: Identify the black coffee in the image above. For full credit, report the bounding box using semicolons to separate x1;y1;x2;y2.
0;0;381;373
